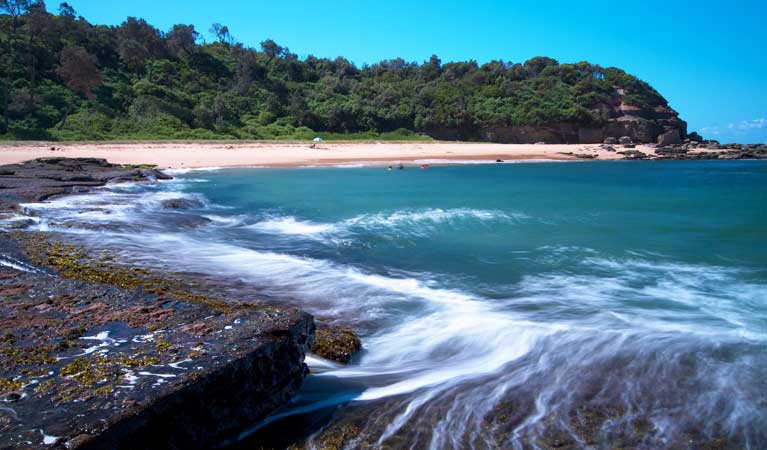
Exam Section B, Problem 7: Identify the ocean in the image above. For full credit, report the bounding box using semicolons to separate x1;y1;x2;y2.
15;160;767;449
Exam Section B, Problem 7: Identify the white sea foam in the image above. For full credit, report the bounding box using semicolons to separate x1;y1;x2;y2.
202;214;247;227
242;208;526;242
0;255;40;273
163;167;223;175
247;217;337;236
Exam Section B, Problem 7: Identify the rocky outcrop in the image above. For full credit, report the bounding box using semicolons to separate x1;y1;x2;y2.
657;129;682;146
428;88;688;144
0;158;170;214
0;235;315;450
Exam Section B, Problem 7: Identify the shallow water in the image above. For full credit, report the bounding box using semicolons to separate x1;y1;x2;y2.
14;161;767;449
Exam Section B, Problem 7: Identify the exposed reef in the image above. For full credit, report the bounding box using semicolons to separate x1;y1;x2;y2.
0;157;171;214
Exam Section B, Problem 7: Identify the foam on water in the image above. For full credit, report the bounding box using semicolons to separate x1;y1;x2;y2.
247;216;338;236
241;208;526;244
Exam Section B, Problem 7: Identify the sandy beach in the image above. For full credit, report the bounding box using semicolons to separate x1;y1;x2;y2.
0;141;662;169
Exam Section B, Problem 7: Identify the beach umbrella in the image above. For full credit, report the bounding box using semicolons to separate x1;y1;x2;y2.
313;137;324;142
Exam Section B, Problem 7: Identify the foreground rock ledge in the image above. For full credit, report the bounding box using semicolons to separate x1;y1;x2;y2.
0;159;318;449
0;250;314;450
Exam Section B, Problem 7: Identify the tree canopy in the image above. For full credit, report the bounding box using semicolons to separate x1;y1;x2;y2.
0;2;671;141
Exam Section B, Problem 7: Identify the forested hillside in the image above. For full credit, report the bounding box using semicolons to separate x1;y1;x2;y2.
0;1;688;142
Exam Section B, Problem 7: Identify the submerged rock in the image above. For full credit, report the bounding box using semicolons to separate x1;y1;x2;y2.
161;198;204;210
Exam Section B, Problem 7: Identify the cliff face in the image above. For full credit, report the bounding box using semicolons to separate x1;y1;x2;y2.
427;88;687;145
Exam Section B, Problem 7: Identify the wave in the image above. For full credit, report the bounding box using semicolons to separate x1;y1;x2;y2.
246;217;337;236
162;167;223;175
344;208;525;228
242;208;527;242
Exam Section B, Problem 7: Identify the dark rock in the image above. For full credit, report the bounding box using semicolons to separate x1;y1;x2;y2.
0;234;316;450
161;198;203;210
618;150;648;159
618;136;632;145
656;146;689;155
2;391;22;402
603;137;618;145
0;158;172;214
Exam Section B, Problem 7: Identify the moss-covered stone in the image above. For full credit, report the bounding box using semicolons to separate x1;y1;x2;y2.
312;326;362;364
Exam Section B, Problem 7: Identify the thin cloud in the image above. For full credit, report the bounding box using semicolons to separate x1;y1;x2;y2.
700;118;765;138
727;118;766;131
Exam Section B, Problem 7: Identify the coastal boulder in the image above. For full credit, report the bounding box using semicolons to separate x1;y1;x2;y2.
604;137;618;145
657;129;682;146
619;136;633;145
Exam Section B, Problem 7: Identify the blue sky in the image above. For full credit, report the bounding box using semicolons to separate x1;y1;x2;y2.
65;0;766;142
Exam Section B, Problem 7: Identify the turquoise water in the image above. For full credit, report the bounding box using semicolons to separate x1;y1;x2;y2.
19;160;767;448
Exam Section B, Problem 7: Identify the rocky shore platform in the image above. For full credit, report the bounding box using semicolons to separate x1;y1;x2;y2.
0;158;358;449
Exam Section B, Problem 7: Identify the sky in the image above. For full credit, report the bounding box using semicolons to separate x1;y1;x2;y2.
64;0;766;143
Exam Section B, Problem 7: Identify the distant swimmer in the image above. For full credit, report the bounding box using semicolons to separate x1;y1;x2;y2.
420;164;429;170
388;165;393;171
398;164;404;170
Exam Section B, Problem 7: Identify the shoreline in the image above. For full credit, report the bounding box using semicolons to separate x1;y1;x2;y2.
0;142;653;169
2;141;763;169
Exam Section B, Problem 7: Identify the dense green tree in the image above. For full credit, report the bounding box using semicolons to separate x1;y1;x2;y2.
0;6;676;141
